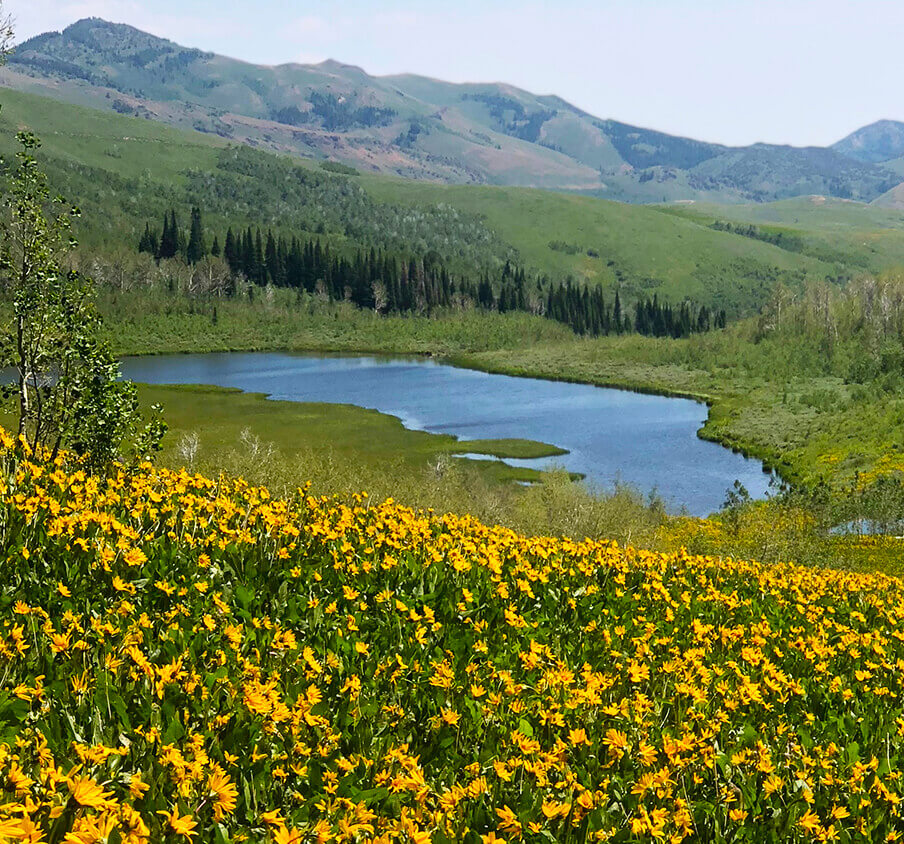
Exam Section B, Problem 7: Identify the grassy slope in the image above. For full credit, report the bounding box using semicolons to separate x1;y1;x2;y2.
663;196;904;271
0;86;223;182
361;176;836;310
0;86;852;314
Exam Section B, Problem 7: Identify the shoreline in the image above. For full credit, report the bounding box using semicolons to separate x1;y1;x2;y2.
119;344;782;498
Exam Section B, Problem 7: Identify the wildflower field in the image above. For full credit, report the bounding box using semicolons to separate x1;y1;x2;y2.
2;428;904;843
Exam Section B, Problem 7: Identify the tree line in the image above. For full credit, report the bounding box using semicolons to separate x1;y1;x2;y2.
711;220;805;253
138;207;725;339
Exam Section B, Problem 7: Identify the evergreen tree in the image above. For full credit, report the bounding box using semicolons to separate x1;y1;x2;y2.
137;223;158;255
171;210;184;258
186;206;206;265
241;228;254;279
157;209;180;260
223;228;238;273
265;230;279;285
156;212;170;260
254;229;265;285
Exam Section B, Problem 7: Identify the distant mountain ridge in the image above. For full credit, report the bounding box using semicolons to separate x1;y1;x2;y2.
832;120;904;164
5;17;904;204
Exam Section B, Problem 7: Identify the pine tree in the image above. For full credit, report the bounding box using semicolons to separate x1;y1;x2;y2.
241;228;254;279
186;207;206;264
138;222;158;255
157;209;180;260
171;210;184;259
265;230;278;285
254;230;264;285
224;228;239;273
156;213;169;260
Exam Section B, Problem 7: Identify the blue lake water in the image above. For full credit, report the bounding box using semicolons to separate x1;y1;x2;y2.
120;351;774;516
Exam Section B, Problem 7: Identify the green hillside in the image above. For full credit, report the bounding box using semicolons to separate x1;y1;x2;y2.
361;177;838;312
663;196;904;271
0;88;515;272
0;86;893;315
0;81;223;181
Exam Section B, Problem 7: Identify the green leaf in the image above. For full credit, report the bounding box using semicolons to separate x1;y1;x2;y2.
109;692;132;732
234;584;253;608
163;711;185;744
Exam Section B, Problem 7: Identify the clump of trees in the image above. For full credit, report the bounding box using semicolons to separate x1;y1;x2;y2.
755;275;904;385
137;206;725;339
711;220;805;253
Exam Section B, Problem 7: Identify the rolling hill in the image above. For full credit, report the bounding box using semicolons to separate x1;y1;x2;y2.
4;17;903;204
660;195;904;271
0;86;864;316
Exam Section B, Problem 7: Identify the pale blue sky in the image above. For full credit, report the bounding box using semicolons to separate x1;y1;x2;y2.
10;0;904;148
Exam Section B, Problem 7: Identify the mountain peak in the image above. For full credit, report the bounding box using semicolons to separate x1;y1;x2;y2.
65;16;129;31
15;16;211;63
314;58;369;79
833;120;904;164
62;17;171;44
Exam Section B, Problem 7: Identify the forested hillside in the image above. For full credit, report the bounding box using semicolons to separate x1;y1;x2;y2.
0;87;888;317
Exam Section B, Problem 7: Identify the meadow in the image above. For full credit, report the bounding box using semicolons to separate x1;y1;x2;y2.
137;382;566;488
3;429;904;843
662;198;904;272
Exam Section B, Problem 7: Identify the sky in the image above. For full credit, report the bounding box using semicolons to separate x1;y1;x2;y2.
9;0;904;148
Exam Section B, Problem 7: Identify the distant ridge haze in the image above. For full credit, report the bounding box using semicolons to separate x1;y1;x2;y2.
15;0;904;149
6;17;904;204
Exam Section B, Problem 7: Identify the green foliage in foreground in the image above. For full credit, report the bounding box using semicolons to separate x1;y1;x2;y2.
4;433;904;841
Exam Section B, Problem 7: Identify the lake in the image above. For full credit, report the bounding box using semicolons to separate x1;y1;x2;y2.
120;351;774;516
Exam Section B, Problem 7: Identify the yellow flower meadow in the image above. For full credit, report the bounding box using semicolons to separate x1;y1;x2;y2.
1;428;904;841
